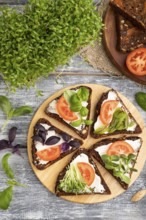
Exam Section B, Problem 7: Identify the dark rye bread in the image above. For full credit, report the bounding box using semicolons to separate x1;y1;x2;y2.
55;149;111;196
89;136;143;189
116;14;146;52
32;118;83;170
45;86;92;139
110;0;146;30
90;89;142;139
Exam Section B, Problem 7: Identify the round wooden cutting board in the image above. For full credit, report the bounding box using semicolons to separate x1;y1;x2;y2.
27;84;146;204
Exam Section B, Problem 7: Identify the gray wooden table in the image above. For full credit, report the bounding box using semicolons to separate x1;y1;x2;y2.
0;1;146;220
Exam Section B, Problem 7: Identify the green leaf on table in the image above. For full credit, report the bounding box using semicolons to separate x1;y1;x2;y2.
6;179;27;188
0;186;13;210
2;153;14;179
0;96;13;118
135;92;146;111
13;106;33;117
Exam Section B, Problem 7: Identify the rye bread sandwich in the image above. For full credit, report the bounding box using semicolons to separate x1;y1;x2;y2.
116;14;146;52
32;118;83;170
91;89;142;139
55;149;111;196
45;86;92;139
90;136;142;189
110;0;146;30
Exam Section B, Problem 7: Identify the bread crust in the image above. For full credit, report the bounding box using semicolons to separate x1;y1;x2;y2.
90;89;142;139
55;149;111;196
45;86;92;139
32;118;83;170
89;136;143;190
110;0;146;30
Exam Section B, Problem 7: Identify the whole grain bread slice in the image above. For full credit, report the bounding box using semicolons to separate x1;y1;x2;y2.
32;118;83;170
55;149;111;196
45;86;92;139
91;89;142;139
116;14;146;52
110;0;146;30
89;136;143;189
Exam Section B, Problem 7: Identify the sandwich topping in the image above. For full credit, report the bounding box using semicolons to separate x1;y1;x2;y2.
57;153;105;194
94;90;137;134
46;87;93;131
95;138;141;184
33;122;81;165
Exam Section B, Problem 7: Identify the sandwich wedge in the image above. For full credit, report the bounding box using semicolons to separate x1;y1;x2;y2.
45;86;92;139
32;118;83;170
91;89;142;138
90;137;142;189
55;149;111;196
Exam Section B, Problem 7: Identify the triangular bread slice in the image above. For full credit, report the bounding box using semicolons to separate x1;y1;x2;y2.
45;86;92;139
32;118;83;170
55;149;111;196
90;137;142;189
91;89;142;139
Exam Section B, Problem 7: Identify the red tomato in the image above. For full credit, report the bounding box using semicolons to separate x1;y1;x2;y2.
56;96;78;121
126;48;146;76
100;100;119;125
77;162;95;186
36;145;61;161
107;141;134;156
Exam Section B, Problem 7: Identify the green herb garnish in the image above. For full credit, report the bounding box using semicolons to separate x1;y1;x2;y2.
0;96;33;130
57;163;92;194
94;108;135;134
0;0;103;91
101;154;137;184
135;92;146;111
63;87;93;127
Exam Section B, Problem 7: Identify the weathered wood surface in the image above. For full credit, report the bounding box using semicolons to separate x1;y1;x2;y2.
0;0;146;219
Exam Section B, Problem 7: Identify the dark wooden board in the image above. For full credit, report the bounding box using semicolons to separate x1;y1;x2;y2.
103;6;146;85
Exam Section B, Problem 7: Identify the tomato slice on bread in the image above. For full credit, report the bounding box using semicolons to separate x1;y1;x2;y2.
36;145;61;161
77;162;95;186
126;48;146;76
100;100;119;125
107;141;134;156
56;96;78;121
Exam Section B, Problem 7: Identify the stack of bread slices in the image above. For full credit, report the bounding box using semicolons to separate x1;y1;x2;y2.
110;0;146;52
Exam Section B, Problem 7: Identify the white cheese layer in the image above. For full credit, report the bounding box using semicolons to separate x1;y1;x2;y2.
94;90;136;132
46;89;88;131
71;153;105;193
95;139;141;156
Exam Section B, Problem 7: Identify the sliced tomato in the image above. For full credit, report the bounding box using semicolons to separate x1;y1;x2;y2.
36;145;61;161
77;162;95;186
56;96;78;121
100;100;119;125
126;48;146;76
107;141;134;156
